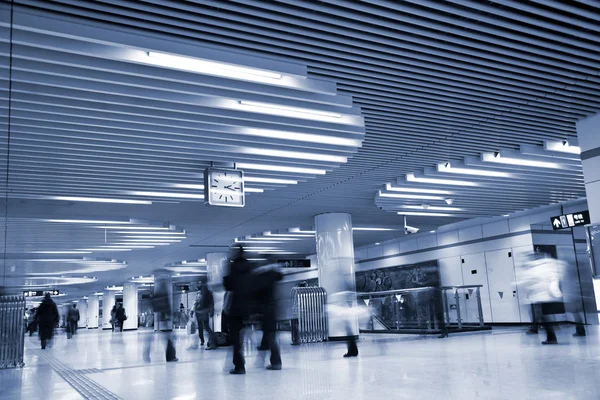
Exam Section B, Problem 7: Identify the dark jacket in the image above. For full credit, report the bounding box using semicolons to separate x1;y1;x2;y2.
223;256;254;317
67;307;80;323
36;297;59;328
116;306;127;322
194;290;214;316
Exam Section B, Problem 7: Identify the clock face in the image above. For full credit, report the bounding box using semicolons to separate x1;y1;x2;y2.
205;168;245;207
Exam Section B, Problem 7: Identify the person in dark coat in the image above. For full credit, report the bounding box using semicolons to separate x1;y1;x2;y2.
66;304;80;339
194;284;216;349
115;303;127;332
223;245;254;374
36;293;59;349
254;262;284;370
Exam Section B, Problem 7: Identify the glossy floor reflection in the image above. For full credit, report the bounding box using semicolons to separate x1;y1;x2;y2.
2;325;600;399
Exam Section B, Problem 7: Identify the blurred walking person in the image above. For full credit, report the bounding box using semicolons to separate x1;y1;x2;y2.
66;304;80;339
144;273;178;362
36;293;59;349
519;252;564;344
194;284;216;350
115;303;127;332
110;305;117;332
26;308;37;337
223;245;253;374
254;261;283;370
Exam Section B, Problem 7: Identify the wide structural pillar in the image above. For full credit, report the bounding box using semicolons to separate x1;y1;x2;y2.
154;270;173;331
315;213;359;340
102;290;116;330
122;282;138;331
207;252;229;332
577;113;600;223
77;298;88;329
87;294;100;329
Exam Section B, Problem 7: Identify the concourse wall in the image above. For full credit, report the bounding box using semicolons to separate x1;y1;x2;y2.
355;199;598;325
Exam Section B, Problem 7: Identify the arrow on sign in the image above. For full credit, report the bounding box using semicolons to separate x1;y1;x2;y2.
552;218;562;228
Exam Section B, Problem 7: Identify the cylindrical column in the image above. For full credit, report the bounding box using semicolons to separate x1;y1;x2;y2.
102;290;116;330
154;270;173;331
122;282;138;331
315;213;359;339
77;299;88;328
207;252;228;332
87;295;100;329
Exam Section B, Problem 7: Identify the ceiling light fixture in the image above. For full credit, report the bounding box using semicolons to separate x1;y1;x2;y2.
385;184;452;195
49;196;152;204
406;173;478;186
241;148;347;163
128;191;204;199
437;163;512;178
398;205;463;211
236;163;327;175
45;219;132;224
92;226;167;230
482;153;562;169
28;251;91;254
397;212;459;217
544;141;582;155
378;191;444;200
146;52;282;80
352;227;397;231
115;231;185;235
244;128;361;147
244;177;298;185
237;100;342;120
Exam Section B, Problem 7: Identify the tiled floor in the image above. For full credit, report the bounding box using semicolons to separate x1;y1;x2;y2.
2;325;600;399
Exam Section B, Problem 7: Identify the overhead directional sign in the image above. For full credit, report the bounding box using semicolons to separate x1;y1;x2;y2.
551;210;590;230
278;259;311;268
23;290;59;297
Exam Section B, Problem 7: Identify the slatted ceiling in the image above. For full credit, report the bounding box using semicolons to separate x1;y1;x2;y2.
0;1;596;297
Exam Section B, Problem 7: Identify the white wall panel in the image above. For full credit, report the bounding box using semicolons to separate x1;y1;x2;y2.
399;238;418;253
382;242;399;257
509;216;531;233
482;220;509;238
367;245;383;259
485;249;521;323
437;230;459;246
417;234;437;250
461;252;492;323
458;225;483;242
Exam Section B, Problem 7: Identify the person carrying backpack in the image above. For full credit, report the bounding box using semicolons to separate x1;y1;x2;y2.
194;284;216;350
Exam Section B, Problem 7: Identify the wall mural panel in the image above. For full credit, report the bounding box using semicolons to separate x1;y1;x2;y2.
355;260;440;292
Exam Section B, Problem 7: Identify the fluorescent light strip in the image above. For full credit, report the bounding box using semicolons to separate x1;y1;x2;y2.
241;148;347;163
264;233;315;238
93;226;167;230
352;227;397;231
482;153;562;169
244;177;298;185
378;191;444;200
28;251;91;254
243;128;361;147
115;231;185;235
234;240;286;244
238;100;341;118
78;248;133;252
128;191;204;199
45;219;131;224
49;196;152;204
437;163;512;178
236;163;327;175
116;239;181;243
396;212;459;217
147;52;282;80
398;205;463;211
545;141;581;155
406;173;478;187
244;237;301;241
119;236;185;239
385;184;452;195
